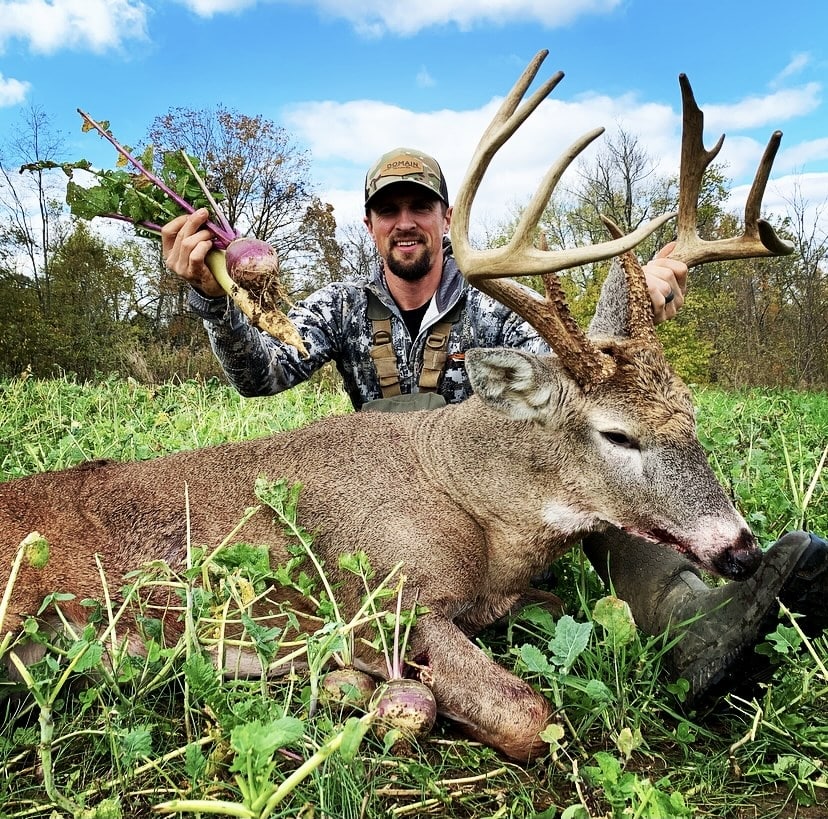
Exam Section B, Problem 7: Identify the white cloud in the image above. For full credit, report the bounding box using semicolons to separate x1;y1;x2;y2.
771;53;811;87
283;89;681;230
173;0;256;14
173;0;621;34
728;171;828;238
0;0;150;55
778;136;828;172
329;0;621;37
702;83;821;132
0;72;30;106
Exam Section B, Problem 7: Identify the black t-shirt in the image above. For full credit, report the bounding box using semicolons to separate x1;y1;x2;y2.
399;302;430;339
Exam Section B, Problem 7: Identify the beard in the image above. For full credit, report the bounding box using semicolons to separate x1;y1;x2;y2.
385;243;433;282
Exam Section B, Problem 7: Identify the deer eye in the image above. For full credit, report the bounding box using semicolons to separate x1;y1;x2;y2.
601;430;639;449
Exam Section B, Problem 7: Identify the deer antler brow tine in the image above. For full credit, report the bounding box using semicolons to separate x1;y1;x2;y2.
671;73;795;268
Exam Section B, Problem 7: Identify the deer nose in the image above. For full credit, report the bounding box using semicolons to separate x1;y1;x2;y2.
713;531;762;580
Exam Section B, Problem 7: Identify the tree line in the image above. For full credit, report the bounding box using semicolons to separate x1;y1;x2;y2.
0;106;825;388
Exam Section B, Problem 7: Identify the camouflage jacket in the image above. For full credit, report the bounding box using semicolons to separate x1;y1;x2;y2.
188;243;548;410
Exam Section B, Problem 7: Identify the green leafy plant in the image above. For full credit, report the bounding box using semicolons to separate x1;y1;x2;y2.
1;377;826;817
572;750;693;818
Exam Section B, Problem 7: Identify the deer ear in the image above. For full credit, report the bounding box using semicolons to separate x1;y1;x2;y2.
467;348;561;420
588;257;630;340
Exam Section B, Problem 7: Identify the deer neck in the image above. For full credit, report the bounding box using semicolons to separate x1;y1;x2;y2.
413;399;581;561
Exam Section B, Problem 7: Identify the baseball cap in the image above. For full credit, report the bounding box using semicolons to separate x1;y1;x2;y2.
364;148;449;208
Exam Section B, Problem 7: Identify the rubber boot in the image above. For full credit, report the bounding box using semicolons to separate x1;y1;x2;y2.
582;529;828;705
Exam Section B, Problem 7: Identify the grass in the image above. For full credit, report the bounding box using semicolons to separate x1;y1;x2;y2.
0;375;826;819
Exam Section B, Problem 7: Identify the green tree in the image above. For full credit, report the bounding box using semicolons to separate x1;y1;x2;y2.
53;222;140;378
293;198;345;293
0;222;143;379
0;269;41;377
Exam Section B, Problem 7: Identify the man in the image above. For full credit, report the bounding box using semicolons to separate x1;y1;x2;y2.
162;147;827;705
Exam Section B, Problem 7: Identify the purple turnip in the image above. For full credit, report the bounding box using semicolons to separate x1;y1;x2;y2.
370;677;436;755
367;575;437;755
207;237;306;354
224;237;281;293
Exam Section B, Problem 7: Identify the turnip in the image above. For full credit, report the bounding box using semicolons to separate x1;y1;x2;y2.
370;678;436;752
318;666;377;712
367;575;437;755
24;111;307;357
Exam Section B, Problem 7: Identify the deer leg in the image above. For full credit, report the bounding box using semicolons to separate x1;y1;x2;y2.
409;613;553;762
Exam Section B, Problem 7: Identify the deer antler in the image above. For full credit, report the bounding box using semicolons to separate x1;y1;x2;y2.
599;215;659;344
450;49;675;388
670;73;794;267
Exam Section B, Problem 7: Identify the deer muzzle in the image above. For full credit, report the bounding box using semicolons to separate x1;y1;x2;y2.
709;529;762;580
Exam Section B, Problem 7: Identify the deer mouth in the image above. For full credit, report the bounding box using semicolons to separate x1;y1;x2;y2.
620;524;761;580
620;525;684;549
618;523;700;563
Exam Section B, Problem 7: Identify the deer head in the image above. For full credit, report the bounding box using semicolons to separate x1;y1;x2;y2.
450;50;793;579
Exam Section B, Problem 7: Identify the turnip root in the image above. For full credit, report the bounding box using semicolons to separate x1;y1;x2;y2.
224;237;280;291
370;678;437;755
319;667;377;712
206;241;307;356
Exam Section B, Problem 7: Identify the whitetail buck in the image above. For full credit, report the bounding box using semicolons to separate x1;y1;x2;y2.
0;50;793;761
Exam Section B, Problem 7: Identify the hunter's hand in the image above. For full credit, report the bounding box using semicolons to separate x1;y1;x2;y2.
644;241;688;324
161;209;225;299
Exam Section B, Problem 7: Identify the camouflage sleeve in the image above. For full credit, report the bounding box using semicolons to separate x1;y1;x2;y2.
499;309;551;355
469;288;551;355
188;286;350;397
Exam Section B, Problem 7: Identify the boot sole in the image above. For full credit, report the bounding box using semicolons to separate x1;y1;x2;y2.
686;533;828;707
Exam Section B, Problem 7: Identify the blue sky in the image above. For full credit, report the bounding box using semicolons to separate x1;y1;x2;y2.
1;0;826;234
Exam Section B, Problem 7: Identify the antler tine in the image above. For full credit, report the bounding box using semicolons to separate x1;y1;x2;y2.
451;48;564;267
671;73;795;267
452;50;676;282
451;49;675;388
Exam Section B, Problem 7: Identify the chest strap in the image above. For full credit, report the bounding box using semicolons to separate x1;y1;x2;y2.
367;290;462;399
368;313;402;397
418;317;456;391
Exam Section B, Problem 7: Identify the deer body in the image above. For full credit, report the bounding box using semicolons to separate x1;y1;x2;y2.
1;342;758;760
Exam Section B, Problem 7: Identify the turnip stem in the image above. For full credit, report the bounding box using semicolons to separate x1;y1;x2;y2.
391;574;406;680
77;109;231;245
179;150;235;237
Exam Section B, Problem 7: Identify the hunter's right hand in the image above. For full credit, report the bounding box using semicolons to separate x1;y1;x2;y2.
161;209;225;298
